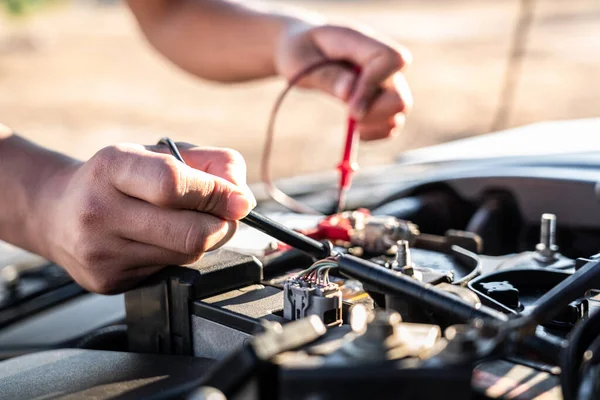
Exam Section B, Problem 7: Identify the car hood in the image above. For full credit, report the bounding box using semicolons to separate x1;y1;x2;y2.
396;118;600;165
252;118;600;202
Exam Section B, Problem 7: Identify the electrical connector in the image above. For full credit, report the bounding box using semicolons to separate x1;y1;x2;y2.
283;279;343;327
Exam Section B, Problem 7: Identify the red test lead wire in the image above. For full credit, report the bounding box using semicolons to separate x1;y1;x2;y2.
261;60;362;215
336;65;362;213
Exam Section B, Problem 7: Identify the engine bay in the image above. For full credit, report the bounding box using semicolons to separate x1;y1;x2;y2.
1;147;600;400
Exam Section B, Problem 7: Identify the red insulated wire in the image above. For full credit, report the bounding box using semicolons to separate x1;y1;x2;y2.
336;64;361;213
261;59;361;215
338;117;358;190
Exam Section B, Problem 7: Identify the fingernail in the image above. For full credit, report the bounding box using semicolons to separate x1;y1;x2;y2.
244;186;257;208
394;113;406;129
389;114;406;139
228;192;254;219
334;74;354;101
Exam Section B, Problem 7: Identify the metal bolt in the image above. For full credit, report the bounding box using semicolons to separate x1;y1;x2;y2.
393;240;414;276
536;213;559;262
395;240;411;267
540;213;556;249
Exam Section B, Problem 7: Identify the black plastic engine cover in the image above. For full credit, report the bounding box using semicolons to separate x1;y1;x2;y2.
0;349;214;400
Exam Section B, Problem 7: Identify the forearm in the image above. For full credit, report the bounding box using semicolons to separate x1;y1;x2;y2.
0;126;78;257
127;0;318;82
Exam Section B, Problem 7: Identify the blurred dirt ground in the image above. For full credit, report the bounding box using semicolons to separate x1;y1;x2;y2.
0;0;599;181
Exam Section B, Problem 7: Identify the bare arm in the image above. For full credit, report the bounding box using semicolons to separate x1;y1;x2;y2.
127;0;413;140
0;126;78;258
126;0;303;82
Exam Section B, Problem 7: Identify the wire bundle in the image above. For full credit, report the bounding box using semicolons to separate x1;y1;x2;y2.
294;257;339;286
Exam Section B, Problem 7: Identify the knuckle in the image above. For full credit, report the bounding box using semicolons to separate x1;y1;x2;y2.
87;274;119;295
371;47;406;73
76;242;109;267
393;92;406;113
77;196;107;229
386;47;407;70
95;144;119;161
196;179;223;214
89;148;114;178
220;148;246;168
204;186;224;215
89;143;131;180
155;158;184;207
94;144;126;165
73;243;119;294
383;91;406;115
384;117;396;131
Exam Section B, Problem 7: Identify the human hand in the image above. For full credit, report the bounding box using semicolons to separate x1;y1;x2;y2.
275;22;413;141
37;143;255;294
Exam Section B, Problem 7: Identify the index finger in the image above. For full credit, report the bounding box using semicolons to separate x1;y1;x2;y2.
149;143;248;187
101;144;255;220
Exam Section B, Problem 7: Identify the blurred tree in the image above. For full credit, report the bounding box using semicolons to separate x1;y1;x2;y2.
1;0;55;16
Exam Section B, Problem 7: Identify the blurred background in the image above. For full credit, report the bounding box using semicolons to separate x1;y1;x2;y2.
0;0;598;181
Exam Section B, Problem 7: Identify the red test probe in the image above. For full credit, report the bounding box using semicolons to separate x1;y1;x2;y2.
336;65;361;213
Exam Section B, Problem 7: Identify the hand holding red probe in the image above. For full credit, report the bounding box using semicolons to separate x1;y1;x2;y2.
276;23;412;141
276;24;411;212
263;23;412;214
